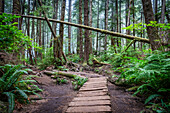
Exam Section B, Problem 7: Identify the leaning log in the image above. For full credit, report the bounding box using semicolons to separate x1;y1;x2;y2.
38;0;67;63
4;13;168;46
6;13;149;43
92;58;110;66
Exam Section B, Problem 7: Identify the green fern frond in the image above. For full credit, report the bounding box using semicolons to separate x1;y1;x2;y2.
3;92;15;113
14;88;28;99
145;94;161;104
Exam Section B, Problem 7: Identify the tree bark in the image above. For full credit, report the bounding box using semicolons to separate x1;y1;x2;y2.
89;0;93;54
13;0;20;27
119;0;121;48
27;0;34;65
96;0;99;54
0;0;4;14
126;0;133;35
155;0;158;22
39;12;42;59
50;0;58;48
160;0;165;24
58;0;66;60
78;0;83;62
142;0;162;50
104;0;109;51
84;0;90;62
132;0;136;50
111;0;117;53
19;0;25;30
116;0;119;47
68;0;72;54
31;1;36;64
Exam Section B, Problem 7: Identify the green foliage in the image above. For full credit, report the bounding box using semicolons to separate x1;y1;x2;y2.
123;21;170;34
67;54;81;63
0;13;32;52
37;47;55;70
98;46;169;112
114;50;170;112
56;77;68;84
72;76;88;90
0;64;42;113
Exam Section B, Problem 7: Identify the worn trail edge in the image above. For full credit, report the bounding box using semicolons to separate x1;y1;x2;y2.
66;77;112;113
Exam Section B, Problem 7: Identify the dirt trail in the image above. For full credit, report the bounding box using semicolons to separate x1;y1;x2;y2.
14;71;144;113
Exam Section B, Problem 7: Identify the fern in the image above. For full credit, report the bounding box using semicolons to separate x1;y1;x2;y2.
0;64;42;113
3;92;15;113
145;94;161;104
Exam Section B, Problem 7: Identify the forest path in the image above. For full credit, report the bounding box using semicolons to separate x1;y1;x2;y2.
66;77;112;113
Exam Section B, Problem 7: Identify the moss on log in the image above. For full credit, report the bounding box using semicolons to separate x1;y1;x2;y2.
43;71;77;78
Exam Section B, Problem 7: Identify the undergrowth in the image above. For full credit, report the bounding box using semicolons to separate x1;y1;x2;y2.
96;47;170;112
0;64;42;113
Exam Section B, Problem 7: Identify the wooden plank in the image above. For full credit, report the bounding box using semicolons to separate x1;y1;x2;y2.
79;89;108;94
82;84;107;88
69;100;111;106
82;84;106;88
88;77;107;81
84;81;107;85
77;92;108;97
66;106;111;113
72;96;110;101
80;86;107;91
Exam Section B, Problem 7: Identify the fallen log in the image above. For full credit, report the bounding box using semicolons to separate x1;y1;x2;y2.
92;58;111;66
43;70;77;78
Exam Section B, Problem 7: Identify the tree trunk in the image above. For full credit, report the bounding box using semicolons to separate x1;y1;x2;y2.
104;0;109;51
155;0;158;22
13;0;20;27
96;0;99;54
116;0;119;47
126;0;133;46
119;0;121;48
89;0;92;54
142;0;162;50
0;0;5;24
19;0;25;30
78;0;83;62
31;1;36;64
39;12;42;59
84;0;89;62
27;0;34;65
51;0;58;48
57;0;66;60
160;0;165;23
0;0;4;13
132;0;136;50
68;0;72;54
111;0;117;53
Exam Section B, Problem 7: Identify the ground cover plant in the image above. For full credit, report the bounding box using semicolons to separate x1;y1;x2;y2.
98;48;170;112
0;64;42;113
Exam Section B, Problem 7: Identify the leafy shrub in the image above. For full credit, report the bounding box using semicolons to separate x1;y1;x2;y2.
72;76;88;90
37;47;55;70
56;77;68;84
116;51;170;112
0;64;42;113
67;54;80;63
0;13;32;53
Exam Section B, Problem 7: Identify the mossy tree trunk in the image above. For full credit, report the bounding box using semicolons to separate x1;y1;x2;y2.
84;0;90;62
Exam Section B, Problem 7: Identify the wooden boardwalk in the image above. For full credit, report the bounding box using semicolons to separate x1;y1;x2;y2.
66;77;111;113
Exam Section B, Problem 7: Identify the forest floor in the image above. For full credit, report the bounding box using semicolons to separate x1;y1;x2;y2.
13;70;144;113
